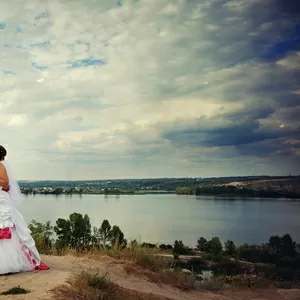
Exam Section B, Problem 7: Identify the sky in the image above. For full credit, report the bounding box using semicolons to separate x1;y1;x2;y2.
0;0;300;180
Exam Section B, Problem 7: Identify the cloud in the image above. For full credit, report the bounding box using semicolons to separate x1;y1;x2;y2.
0;0;299;179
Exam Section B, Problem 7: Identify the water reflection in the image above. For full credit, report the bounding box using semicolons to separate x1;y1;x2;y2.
20;194;300;246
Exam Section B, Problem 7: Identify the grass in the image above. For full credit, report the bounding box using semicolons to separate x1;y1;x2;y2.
1;286;30;295
72;244;197;291
124;263;196;291
50;270;169;300
105;246;173;272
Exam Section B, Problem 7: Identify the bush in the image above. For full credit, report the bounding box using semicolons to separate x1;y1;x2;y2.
237;244;263;263
187;257;208;272
1;286;30;295
173;240;189;255
201;253;214;261
207;237;222;255
28;220;54;254
159;244;173;250
211;259;242;276
225;240;236;256
197;237;208;252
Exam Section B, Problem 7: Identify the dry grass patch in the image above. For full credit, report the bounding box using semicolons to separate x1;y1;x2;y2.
84;246;173;272
124;264;196;291
51;270;170;300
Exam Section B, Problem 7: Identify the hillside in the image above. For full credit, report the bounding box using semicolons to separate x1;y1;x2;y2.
1;255;300;300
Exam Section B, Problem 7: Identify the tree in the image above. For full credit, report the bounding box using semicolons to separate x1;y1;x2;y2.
282;234;296;257
54;213;92;250
268;234;296;257
208;237;223;255
173;240;188;255
197;237;208;252
29;220;54;253
99;220;112;249
225;240;236;256
109;225;126;248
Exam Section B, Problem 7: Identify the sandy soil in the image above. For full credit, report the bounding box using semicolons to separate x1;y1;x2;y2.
0;255;300;300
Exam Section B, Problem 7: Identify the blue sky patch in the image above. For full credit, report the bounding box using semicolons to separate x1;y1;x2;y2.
30;41;51;48
0;68;16;75
262;23;300;61
67;57;105;68
32;62;49;71
0;23;5;30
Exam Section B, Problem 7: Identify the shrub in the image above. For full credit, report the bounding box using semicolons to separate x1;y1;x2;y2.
224;240;237;256
1;286;30;295
187;257;208;272
207;237;222;255
28;220;54;254
197;237;208;252
173;240;189;255
211;259;243;276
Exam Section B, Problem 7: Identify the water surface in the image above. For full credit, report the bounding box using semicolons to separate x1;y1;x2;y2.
20;194;300;246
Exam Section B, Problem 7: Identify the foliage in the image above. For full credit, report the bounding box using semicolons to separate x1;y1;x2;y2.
110;225;127;249
28;212;300;288
54;213;92;251
173;240;189;255
93;220;111;249
176;187;196;195
194;185;296;198
141;242;157;248
197;237;208;252
207;237;223;255
28;220;54;254
268;234;297;258
186;257;208;272
224;240;237;256
159;243;173;250
211;258;243;276
1;286;30;295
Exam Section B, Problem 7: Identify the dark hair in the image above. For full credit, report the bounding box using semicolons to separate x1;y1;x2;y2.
0;145;7;161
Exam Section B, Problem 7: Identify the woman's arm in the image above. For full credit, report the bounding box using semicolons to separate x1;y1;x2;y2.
0;163;9;189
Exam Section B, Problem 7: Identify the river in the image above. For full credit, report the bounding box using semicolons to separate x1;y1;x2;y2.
20;194;300;246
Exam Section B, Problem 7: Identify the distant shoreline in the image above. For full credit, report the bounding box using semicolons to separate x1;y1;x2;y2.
21;191;300;200
20;175;300;198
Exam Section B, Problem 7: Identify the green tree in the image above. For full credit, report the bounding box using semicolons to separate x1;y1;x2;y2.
208;237;222;255
93;220;112;249
109;225;126;248
173;240;188;255
268;234;296;257
28;220;54;253
224;240;236;256
197;237;208;252
54;213;92;250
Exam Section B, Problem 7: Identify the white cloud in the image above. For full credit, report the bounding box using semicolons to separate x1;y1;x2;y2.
0;0;299;179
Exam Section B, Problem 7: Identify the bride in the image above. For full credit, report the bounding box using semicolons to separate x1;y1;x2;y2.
0;145;49;274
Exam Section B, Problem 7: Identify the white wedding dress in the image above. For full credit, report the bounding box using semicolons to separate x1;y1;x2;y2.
0;161;48;274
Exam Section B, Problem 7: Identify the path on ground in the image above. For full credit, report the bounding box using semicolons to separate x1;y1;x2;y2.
0;255;299;300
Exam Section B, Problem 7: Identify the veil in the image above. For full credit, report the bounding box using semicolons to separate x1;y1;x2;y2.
2;159;24;208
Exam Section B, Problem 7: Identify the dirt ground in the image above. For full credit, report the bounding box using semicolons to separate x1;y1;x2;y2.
0;255;300;300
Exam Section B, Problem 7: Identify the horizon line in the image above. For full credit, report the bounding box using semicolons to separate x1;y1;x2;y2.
18;174;299;182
